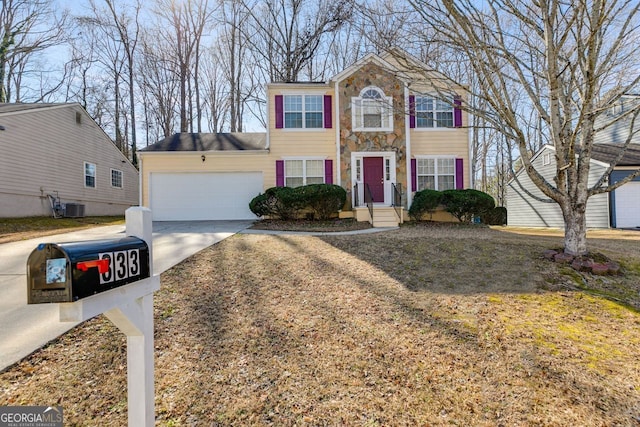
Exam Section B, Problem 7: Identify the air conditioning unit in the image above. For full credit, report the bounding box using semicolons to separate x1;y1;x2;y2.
64;203;85;218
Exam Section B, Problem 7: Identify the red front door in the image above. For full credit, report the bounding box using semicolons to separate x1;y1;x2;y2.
363;157;384;203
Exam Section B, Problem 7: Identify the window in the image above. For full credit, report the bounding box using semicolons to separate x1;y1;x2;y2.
284;95;323;129
417;158;455;190
352;86;393;131
84;162;96;188
285;159;324;187
542;152;551;166
111;169;123;188
415;96;454;128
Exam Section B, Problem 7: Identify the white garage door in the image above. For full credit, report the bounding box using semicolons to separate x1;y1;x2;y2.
615;181;640;228
150;172;263;220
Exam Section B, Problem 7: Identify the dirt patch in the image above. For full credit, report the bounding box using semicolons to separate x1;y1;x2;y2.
1;225;639;425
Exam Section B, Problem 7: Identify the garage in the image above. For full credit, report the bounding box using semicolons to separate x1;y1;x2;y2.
614;181;640;228
150;172;263;220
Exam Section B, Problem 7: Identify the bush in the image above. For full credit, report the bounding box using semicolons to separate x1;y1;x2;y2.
481;206;507;225
409;189;443;221
440;189;495;223
297;184;347;220
249;184;346;220
249;186;304;220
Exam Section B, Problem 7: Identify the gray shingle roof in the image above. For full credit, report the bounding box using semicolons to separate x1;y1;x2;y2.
591;143;640;166
141;132;267;152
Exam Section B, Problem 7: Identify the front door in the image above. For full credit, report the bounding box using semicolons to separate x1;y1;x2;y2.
363;157;384;203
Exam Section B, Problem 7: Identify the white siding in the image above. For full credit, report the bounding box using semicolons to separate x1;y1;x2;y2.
506;146;610;228
0;104;139;217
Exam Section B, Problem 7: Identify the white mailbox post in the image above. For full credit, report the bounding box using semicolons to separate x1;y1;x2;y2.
59;207;159;427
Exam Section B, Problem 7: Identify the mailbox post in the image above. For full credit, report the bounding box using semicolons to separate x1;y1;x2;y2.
27;207;159;427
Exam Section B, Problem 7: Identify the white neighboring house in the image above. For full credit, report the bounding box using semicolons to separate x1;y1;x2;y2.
0;103;139;218
506;143;640;229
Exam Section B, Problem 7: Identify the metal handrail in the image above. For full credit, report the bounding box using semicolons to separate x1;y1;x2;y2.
391;183;402;221
353;183;359;208
364;183;374;223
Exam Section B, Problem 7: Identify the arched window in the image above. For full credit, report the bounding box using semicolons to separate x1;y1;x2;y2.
352;86;393;131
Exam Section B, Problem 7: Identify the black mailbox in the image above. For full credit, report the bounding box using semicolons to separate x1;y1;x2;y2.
27;237;150;304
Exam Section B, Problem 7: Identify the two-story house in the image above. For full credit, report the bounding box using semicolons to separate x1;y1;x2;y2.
138;51;470;225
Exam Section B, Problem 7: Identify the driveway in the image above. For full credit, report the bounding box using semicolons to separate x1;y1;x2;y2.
0;220;252;370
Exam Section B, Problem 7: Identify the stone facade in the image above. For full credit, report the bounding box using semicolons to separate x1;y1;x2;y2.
338;63;407;206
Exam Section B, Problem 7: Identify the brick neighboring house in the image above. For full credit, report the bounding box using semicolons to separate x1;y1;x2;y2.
138;51;470;226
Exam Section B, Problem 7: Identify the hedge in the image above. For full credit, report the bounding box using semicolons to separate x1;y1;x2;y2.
249;184;347;220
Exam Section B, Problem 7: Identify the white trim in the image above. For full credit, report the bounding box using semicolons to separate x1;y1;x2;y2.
282;94;325;130
335;84;341;187
283;158;325;187
110;168;124;189
415;156;457;191
84;161;96;189
351;86;394;132
404;84;412;207
281;155;326;160
351;151;397;207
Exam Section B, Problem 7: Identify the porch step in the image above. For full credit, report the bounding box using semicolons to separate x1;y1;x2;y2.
372;207;400;227
355;206;402;227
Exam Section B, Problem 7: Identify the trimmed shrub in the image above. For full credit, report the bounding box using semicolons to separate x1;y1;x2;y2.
481;206;507;225
249;186;304;220
409;189;443;221
298;184;347;220
249;184;347;220
440;189;495;223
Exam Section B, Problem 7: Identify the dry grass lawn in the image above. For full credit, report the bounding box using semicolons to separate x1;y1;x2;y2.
1;224;640;426
0;216;125;244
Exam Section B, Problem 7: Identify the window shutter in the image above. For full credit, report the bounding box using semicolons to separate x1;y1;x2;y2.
276;160;285;186
324;95;332;129
455;158;464;189
411;159;417;192
324;159;333;184
454;96;462;128
275;95;284;129
409;95;416;129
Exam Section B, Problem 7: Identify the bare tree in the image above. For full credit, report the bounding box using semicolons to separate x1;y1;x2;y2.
241;0;354;82
400;0;640;256
103;0;142;165
0;0;68;102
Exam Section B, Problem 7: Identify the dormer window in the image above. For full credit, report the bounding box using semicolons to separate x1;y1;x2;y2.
352;86;393;132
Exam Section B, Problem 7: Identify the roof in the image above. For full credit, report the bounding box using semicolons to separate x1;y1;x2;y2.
141;132;268;152
591;143;640;166
0;103;79;115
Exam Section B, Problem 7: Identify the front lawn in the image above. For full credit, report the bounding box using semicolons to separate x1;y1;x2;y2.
0;216;125;244
1;225;639;425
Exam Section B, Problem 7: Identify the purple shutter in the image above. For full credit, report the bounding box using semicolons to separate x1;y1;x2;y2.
276;160;285;186
455;158;464;189
409;95;416;128
324;95;332;129
411;158;417;192
324;159;333;184
454;96;462;128
275;95;284;129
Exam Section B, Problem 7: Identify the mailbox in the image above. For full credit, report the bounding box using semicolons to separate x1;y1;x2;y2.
27;237;150;304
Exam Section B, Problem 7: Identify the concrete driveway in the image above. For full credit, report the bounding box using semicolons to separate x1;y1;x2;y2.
0;220;252;370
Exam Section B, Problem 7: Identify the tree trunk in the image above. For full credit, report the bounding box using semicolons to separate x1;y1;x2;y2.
561;203;588;256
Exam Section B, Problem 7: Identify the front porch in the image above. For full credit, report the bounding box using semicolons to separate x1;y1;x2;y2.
354;205;404;228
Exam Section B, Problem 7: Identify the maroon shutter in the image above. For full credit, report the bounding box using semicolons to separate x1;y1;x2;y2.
324;95;332;129
324;159;333;184
275;95;284;129
455;158;464;189
276;160;285;186
454;96;462;128
411;158;417;191
409;95;416;128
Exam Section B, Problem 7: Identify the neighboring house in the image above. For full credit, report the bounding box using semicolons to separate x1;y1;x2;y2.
0;103;139;218
506;143;640;228
138;51;470;226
